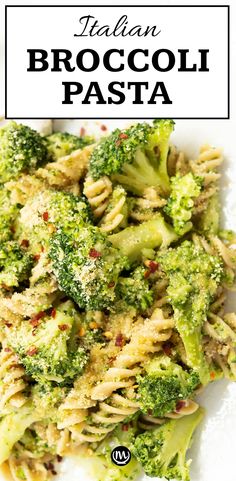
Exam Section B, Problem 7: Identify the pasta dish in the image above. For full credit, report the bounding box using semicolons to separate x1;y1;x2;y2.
0;119;235;481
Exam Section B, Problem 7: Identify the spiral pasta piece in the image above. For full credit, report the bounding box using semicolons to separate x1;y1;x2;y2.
139;399;199;429
130;187;166;222
36;144;94;188
91;309;174;401
190;144;223;185
8;455;50;481
203;310;236;379
100;186;127;233
167;144;189;177
192;233;236;287
70;309;174;444
0;345;27;412
83;175;112;217
33;422;72;456
0;278;58;323
190;145;223;214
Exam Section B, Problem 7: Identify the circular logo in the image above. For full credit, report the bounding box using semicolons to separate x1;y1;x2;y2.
111;446;131;466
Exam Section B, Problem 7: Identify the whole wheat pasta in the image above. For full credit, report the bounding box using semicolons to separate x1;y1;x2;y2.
0;345;27;413
36;144;95;188
83;175;112;217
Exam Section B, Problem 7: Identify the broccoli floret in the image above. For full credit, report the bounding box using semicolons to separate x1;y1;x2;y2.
0;188;19;242
109;214;178;262
17;190;91;254
0;383;65;466
0;122;48;183
46;131;95;160
7;300;88;385
116;266;153;312
89;120;174;194
137;355;199;417
0;403;40;465
49;225;129;310
164;173;203;235
159;241;223;384
132;407;204;481
0;241;33;289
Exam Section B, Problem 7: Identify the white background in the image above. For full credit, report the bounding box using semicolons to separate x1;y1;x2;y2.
5;4;229;118
0;1;236;481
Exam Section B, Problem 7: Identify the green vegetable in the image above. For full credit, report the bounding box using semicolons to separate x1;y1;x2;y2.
17;190;91;254
49;226;129;310
159;241;223;384
164;173;203;235
46;131;95;160
0;404;40;465
109;214;178;262
0;188;19;242
0;121;48;183
0;241;33;288
132;408;204;480
116;266;153;312
7;300;88;385
89;120;174;194
137;355;200;417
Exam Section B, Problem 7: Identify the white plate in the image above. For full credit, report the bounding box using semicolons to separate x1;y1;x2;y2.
1;118;236;481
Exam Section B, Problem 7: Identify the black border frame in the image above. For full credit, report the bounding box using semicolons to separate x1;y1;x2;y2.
5;4;230;120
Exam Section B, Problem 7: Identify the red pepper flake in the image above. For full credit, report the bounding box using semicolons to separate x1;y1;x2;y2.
56;455;63;463
210;371;216;380
21;239;29;248
33;311;45;322
115;333;124;347
115;140;121;147
175;400;186;412
44;462;55;472
42;211;49;222
10;225;16;234
59;324;69;331
5;322;12;328
122;424;129;431
4;347;12;353
108;356;116;364
108;281;115;288
144;270;151;279
148;261;159;273
162;343;172;357
51;308;56;318
80;127;86;137
33;254;41;262
26;346;38;356
89;248;101;258
101;124;107;131
119;133;129;140
41;245;45;252
30;318;40;328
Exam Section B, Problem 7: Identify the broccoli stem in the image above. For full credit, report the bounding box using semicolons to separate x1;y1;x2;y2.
0;404;39;465
177;326;210;385
109;215;178;261
161;407;204;476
